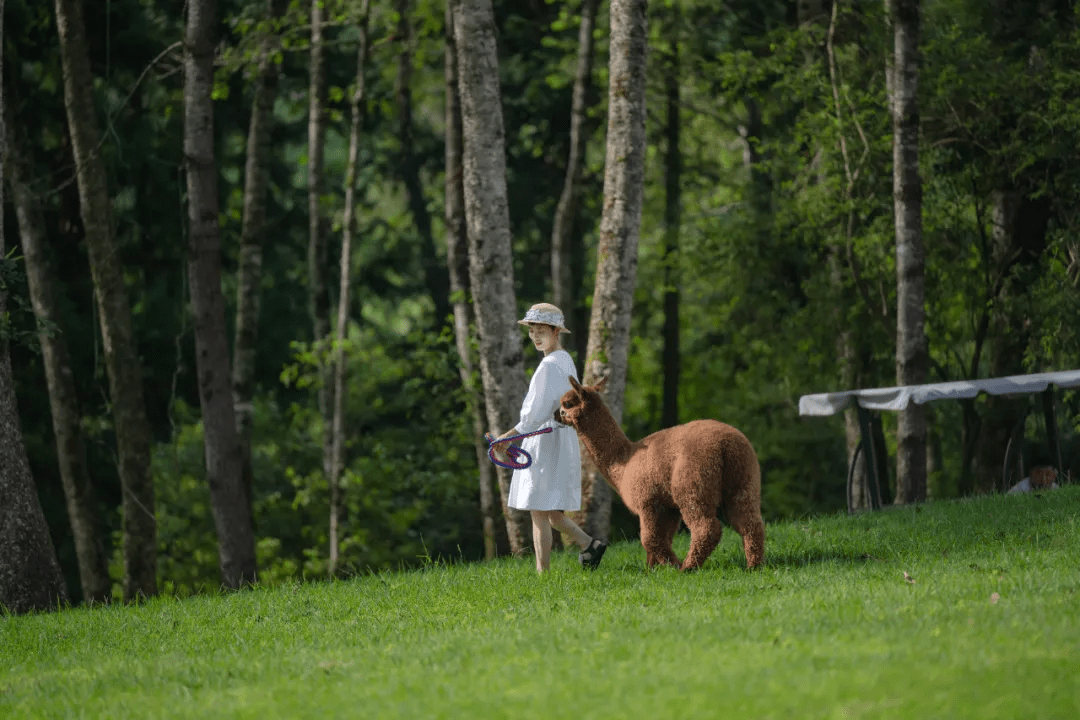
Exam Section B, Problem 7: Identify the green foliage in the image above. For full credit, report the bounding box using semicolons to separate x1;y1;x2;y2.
0;250;57;350
4;488;1080;718
152;320;481;593
11;0;1080;603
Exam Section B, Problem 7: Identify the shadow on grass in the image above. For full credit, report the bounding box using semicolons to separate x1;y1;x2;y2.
592;547;879;575
757;548;885;569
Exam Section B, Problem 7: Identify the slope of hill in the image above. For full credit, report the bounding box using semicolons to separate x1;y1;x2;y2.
3;486;1078;719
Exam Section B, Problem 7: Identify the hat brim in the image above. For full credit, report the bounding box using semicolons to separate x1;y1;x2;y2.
518;320;571;334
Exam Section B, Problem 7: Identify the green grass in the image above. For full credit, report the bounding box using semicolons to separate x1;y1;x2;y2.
4;488;1080;720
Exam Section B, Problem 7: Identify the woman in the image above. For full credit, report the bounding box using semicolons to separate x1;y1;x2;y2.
490;303;608;573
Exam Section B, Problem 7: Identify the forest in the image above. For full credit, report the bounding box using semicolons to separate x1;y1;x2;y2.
2;0;1079;610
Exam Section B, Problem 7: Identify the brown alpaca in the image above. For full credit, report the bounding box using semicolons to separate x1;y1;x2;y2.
555;376;764;571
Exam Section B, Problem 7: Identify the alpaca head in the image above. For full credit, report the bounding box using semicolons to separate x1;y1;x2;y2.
554;375;608;428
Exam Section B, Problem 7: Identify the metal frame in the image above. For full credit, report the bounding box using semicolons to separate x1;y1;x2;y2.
851;406;883;512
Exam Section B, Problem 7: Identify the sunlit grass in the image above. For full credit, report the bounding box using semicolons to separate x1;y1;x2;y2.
3;486;1079;719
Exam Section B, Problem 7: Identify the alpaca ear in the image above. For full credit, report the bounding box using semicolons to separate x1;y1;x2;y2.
594;376;608;393
568;375;583;391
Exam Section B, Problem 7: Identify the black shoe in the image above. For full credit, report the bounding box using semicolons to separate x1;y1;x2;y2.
579;539;608;570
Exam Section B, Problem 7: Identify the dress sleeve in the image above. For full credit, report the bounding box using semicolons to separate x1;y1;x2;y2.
517;360;566;434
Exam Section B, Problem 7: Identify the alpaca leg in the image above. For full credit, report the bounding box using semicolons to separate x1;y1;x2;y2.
653;508;682;567
680;514;723;572
729;512;765;569
639;506;678;568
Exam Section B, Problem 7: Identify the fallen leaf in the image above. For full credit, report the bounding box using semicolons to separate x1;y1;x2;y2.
903;571;915;584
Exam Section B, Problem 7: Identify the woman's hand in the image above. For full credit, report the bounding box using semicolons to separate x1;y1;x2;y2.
490;428;517;462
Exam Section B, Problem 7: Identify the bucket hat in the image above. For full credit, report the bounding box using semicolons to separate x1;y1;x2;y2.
517;303;571;333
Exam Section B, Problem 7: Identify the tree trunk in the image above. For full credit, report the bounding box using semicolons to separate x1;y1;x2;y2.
0;317;70;615
831;253;869;511
579;0;648;542
891;0;927;505
3;102;110;604
184;0;258;588
925;405;942;498
0;8;69;613
54;0;157;599
884;0;895;102
308;0;334;485
551;0;600;318
820;1;868;511
328;0;371;577
445;1;504;560
396;0;451;328
660;12;680;430
450;0;531;556
973;192;1050;493
233;0;287;527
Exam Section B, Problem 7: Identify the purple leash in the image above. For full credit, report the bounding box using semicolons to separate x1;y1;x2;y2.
484;428;554;470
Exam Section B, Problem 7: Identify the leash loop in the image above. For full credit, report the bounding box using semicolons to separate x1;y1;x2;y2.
484;427;554;470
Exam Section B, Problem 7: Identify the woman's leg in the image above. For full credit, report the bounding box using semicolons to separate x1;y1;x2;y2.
530;511;553;573
548;511;592;550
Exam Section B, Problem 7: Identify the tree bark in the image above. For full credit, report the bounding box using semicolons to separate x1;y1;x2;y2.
0;3;69;614
396;0;451;328
308;0;334;485
184;0;257;588
3;102;110;603
54;0;157;599
821;2;868;511
884;0;895;102
450;0;532;556
233;0;287;528
973;192;1050;493
551;0;600;319
445;2;504;560
0;316;70;615
891;0;927;505
328;0;371;577
830;251;870;511
579;0;648;542
660;12;680;430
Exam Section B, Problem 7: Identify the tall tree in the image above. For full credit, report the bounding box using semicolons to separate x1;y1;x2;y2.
972;192;1051;493
233;0;288;523
551;0;600;354
578;0;648;541
184;0;258;588
396;0;451;327
0;289;70;615
0;11;69;610
451;0;532;555
4;101;110;603
328;0;371;577
308;0;334;484
823;0;872;510
891;0;927;504
445;1;504;560
54;0;157;599
968;2;1058;494
660;6;680;430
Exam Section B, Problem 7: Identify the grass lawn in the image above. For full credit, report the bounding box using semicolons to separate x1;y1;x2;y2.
3;486;1079;719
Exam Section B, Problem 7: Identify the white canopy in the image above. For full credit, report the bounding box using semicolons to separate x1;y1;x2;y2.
799;370;1080;417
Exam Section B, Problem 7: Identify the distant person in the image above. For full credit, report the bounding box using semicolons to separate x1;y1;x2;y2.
1007;466;1059;494
489;303;607;573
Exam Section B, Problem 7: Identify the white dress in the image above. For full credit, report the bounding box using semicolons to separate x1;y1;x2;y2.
507;350;582;511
